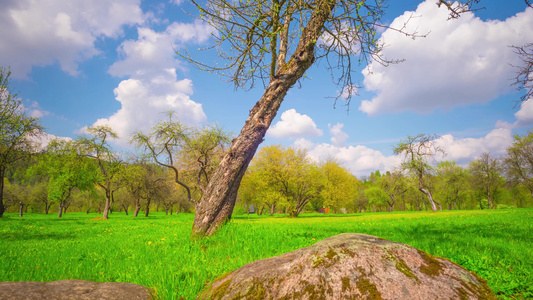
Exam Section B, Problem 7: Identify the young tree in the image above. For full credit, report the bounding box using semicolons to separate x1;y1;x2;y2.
319;159;358;213
394;134;445;212
34;140;99;217
0;66;44;217
469;152;504;209
504;130;533;199
78;125;123;219
436;161;469;210
132;113;230;215
244;145;321;217
378;171;409;212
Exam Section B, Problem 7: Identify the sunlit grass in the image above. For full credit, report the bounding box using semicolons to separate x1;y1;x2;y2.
1;209;531;299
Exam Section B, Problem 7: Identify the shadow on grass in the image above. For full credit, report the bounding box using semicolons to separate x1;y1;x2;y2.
0;231;77;241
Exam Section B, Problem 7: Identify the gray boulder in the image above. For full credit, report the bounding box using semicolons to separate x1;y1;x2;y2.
199;233;496;299
0;279;154;300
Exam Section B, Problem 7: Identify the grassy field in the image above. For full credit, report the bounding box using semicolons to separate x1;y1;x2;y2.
0;209;532;299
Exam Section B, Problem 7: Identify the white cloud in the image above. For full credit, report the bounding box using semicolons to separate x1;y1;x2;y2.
435;125;514;164
304;142;401;178
514;99;533;127
108;20;212;78
91;21;213;145
0;0;144;78
329;123;349;147
293;121;514;177
268;109;323;139
360;1;533;115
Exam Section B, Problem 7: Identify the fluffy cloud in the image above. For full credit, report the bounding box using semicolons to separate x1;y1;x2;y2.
108;21;212;78
0;0;144;78
434;125;514;164
91;70;206;143
360;1;533;115
514;99;533;127
268;109;323;139
294;122;514;177
92;21;213;145
306;142;402;177
328;123;349;147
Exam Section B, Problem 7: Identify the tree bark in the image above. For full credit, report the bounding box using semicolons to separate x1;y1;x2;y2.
0;167;5;218
134;197;141;217
191;0;335;237
58;202;64;218
419;188;438;212
122;204;129;215
102;189;111;219
19;202;23;217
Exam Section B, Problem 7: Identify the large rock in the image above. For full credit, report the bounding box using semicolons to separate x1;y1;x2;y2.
0;279;154;300
199;233;496;299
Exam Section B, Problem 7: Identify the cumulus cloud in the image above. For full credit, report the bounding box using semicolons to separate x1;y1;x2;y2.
329;123;349;147
91;21;213;145
108;20;212;78
514;99;533;127
435;125;514;164
359;1;533;115
0;0;144;78
293;122;514;177
268;109;323;139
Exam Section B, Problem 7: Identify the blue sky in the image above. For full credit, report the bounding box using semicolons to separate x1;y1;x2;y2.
1;0;532;177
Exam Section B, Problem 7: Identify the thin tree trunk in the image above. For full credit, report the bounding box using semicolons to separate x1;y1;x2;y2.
102;189;111;219
0;167;5;218
145;199;151;217
122;204;129;215
487;190;492;209
191;0;335;237
19;202;23;217
58;202;64;218
134;197;141;217
419;188;437;212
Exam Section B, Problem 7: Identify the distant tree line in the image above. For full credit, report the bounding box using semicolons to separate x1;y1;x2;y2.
237;132;533;215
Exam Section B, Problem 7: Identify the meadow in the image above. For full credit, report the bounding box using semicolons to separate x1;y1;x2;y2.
0;209;532;299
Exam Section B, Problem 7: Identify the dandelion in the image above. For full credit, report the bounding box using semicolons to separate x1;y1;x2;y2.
148;241;152;245
161;238;165;241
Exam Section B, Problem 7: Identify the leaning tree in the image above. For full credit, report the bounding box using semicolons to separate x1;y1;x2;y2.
179;0;483;236
394;134;445;212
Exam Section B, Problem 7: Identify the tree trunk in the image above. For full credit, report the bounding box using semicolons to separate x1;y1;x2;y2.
419;188;437;212
58;202;64;218
145;199;151;217
191;0;336;237
269;203;275;216
0;167;5;218
19;202;23;217
122;204;129;215
134;197;141;217
102;189;111;219
487;190;492;209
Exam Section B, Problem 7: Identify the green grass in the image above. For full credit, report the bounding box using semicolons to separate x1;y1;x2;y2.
1;209;532;299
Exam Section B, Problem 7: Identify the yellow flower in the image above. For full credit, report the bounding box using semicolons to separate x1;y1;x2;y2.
148;241;152;245
161;238;165;241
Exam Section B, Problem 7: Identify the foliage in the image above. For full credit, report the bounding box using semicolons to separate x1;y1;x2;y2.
319;159;359;213
394;133;445;211
240;145;322;217
469;152;504;209
0;66;43;217
132;113;231;205
30;139;99;217
504;130;533;198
